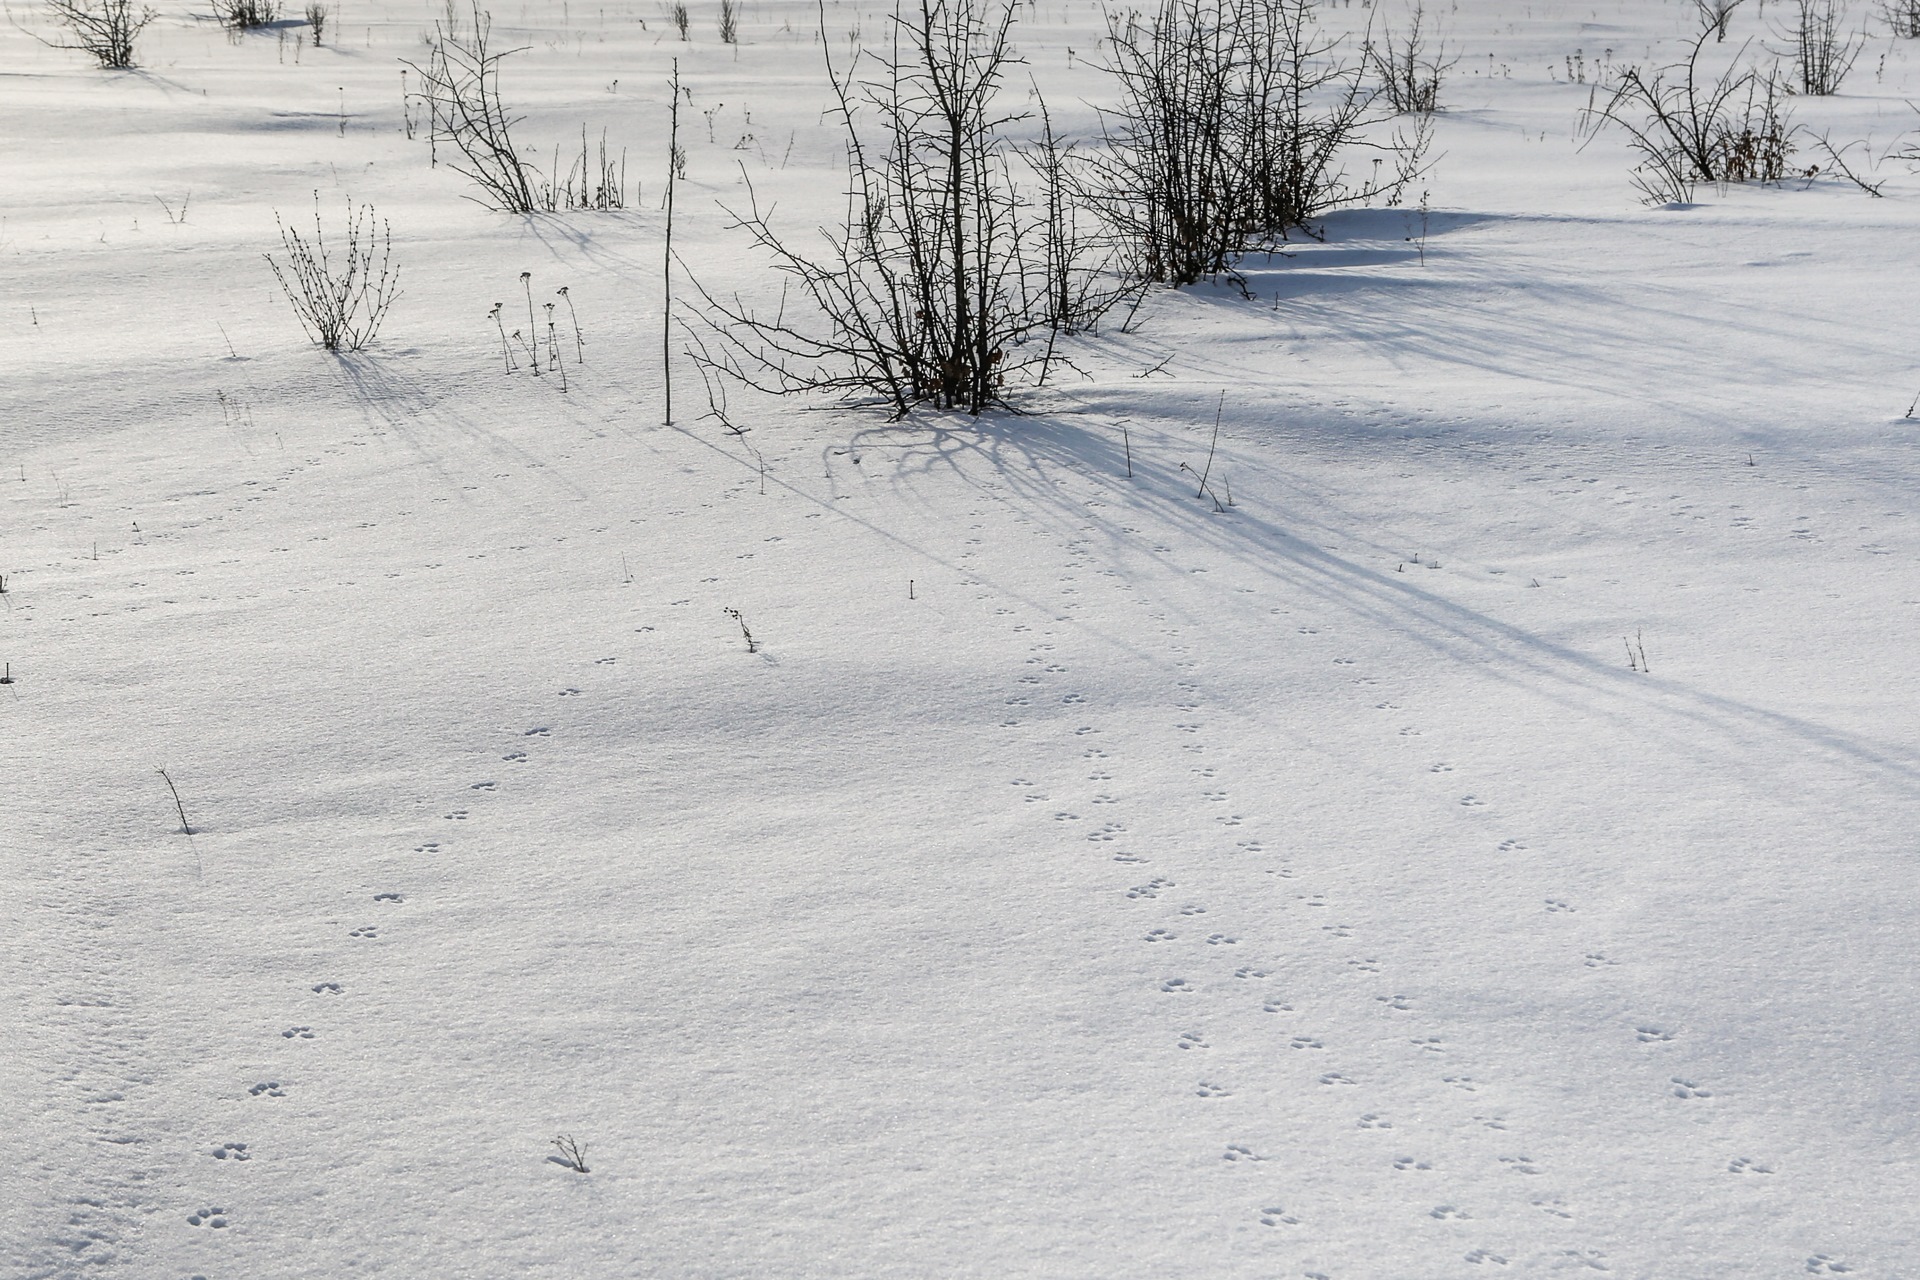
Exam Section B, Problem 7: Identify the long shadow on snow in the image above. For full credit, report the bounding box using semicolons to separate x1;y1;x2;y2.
848;409;1920;797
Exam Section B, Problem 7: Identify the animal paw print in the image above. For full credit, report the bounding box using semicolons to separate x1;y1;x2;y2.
1544;898;1575;913
1332;657;1356;666
209;1142;250;1161
1174;722;1201;735
1258;1206;1299;1226
1194;1080;1231;1097
1236;839;1264;853
373;893;403;903
1127;878;1173;900
1498;1155;1541;1175
1671;1077;1712;1099
1053;811;1080;823
1300;894;1328;908
1584;952;1617;968
1087;822;1125;842
248;1082;285;1098
1348;957;1380;973
1410;1036;1444;1053
1222;1143;1263;1161
470;780;497;792
1290;1035;1324;1050
1112;851;1146;864
1161;977;1194;993
1497;839;1527;852
1087;770;1112;781
1465;1249;1509;1266
1430;1205;1470;1220
443;809;468;821
1205;933;1237;945
348;926;377;939
1216;813;1243;826
1319;1072;1356;1086
525;726;550;737
185;1207;230;1229
1090;793;1119;806
1234;966;1270;979
1533;1196;1572;1219
1636;1026;1674;1043
1477;1115;1509;1131
1201;789;1228;803
1177;1031;1208;1050
503;751;528;763
1061;692;1087;705
311;982;343;995
1459;795;1485;807
1145;928;1176;943
1357;1112;1392;1129
1393;1156;1432;1171
1375;994;1413;1011
1728;1156;1774;1174
1262;997;1294;1013
1179;903;1207;916
557;687;581;697
1806;1254;1853;1274
1322;922;1353;938
1430;763;1453;773
1443;1075;1478;1092
280;1026;314;1040
1073;726;1098;737
413;841;441;853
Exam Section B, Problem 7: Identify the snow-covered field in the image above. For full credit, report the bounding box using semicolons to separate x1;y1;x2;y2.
6;0;1920;1275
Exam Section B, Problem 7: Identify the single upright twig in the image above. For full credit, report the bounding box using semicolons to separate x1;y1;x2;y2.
521;271;540;374
157;767;192;834
665;59;681;425
722;606;756;652
558;286;584;362
1195;391;1224;498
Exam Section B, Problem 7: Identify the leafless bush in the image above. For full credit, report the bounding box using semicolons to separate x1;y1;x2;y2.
403;6;537;213
718;0;738;43
1885;0;1920;38
211;0;278;31
669;0;688;38
690;0;1123;417
1696;0;1742;41
304;0;326;43
44;0;155;67
1785;0;1863;93
1580;29;1796;203
1366;3;1455;114
265;194;401;351
1086;0;1427;288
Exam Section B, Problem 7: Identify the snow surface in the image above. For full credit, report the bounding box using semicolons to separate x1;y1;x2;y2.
5;0;1920;1276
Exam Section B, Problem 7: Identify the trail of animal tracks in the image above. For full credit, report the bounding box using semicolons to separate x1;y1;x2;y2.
4;0;1920;1275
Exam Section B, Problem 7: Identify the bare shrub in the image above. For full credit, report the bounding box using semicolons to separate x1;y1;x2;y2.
534;127;628;211
265;194;401;351
211;0;278;31
304;0;326;43
690;0;1118;417
1087;0;1427;288
1885;0;1920;38
403;6;537;213
718;0;738;43
44;0;155;67
669;0;688;39
1580;29;1796;203
1786;0;1863;93
1366;3;1455;115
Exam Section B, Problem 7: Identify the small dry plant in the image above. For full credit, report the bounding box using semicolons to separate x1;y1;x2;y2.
1366;3;1455;114
44;0;156;67
1885;0;1920;38
1581;29;1796;203
304;0;326;42
718;0;738;43
265;194;401;351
